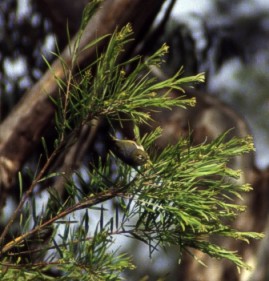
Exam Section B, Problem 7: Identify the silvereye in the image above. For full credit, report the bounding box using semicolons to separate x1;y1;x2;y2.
110;136;150;167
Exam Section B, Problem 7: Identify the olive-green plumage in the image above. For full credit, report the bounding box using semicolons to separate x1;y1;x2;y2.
110;137;150;167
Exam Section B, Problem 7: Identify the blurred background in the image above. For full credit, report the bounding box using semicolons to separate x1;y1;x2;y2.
1;0;269;280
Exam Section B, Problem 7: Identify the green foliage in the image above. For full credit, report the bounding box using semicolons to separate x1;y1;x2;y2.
0;3;263;280
80;131;259;271
51;23;198;138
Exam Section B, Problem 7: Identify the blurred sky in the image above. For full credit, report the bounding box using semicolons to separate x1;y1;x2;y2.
171;0;269;168
172;0;269;16
6;0;269;169
3;1;268;279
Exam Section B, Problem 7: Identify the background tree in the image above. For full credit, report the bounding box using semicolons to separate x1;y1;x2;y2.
0;0;268;280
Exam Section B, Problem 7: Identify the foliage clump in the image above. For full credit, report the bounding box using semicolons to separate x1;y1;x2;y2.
0;3;263;280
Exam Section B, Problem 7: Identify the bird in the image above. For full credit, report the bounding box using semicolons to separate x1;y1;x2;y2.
109;136;150;167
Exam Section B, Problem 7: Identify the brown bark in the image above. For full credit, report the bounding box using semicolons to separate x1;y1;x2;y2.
0;0;165;192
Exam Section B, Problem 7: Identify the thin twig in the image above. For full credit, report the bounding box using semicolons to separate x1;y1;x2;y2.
0;148;60;249
0;187;126;255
